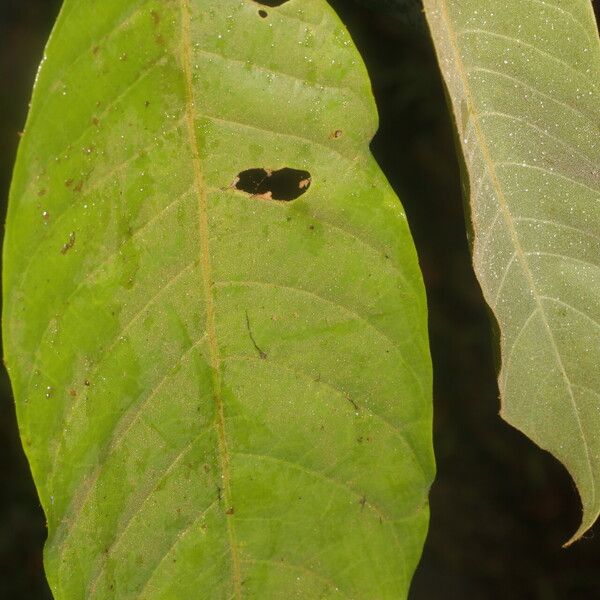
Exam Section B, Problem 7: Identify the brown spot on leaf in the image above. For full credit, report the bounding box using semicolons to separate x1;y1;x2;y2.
359;494;367;511
61;232;76;255
346;395;359;411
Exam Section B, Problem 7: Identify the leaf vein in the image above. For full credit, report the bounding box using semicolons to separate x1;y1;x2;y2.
223;353;428;479
479;110;597;168
214;279;424;399
135;500;220;598
179;1;241;596
540;295;600;333
459;28;593;81
468;66;595;123
495;162;600;196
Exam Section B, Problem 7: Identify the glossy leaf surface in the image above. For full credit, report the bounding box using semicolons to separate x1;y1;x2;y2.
424;0;600;542
3;0;433;597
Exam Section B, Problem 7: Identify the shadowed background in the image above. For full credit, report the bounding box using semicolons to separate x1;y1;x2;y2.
1;1;599;598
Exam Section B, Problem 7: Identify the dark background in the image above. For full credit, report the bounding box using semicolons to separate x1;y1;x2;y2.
1;1;599;598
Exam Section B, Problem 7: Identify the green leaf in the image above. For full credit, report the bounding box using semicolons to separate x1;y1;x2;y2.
3;0;433;597
423;0;600;542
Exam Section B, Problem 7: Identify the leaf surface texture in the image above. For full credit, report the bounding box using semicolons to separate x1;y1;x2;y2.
424;0;600;542
3;0;433;596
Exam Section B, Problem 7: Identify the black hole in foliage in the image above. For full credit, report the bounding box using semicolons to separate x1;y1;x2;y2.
258;9;268;17
234;168;311;201
254;0;290;7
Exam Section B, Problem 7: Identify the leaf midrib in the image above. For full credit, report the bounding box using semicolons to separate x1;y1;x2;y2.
434;0;596;518
179;0;242;597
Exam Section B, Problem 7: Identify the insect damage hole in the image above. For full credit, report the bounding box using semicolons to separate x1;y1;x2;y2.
233;167;311;201
254;0;290;6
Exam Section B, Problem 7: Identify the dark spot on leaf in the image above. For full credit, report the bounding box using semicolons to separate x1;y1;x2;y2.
331;129;343;139
346;395;359;411
92;46;100;55
74;181;83;193
37;188;46;197
84;379;90;387
92;117;100;127
150;10;160;25
245;311;267;359
255;0;290;6
359;494;367;511
233;167;311;201
61;232;76;255
258;9;268;17
65;178;73;188
226;507;235;515
145;100;150;108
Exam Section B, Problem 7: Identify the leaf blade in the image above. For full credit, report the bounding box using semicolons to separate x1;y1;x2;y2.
4;0;433;597
423;0;600;542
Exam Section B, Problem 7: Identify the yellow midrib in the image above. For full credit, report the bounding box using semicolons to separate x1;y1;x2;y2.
179;0;242;596
432;0;595;510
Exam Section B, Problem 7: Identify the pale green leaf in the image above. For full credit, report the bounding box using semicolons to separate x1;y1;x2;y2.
3;0;433;597
423;0;600;542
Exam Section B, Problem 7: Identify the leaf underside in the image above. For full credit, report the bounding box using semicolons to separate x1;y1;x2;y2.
3;0;433;597
424;0;600;543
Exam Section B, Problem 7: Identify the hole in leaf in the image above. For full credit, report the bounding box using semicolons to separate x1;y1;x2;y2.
258;9;268;18
254;0;290;7
233;167;311;201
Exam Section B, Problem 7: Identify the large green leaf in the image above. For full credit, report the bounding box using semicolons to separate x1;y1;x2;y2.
423;0;600;542
3;0;433;597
